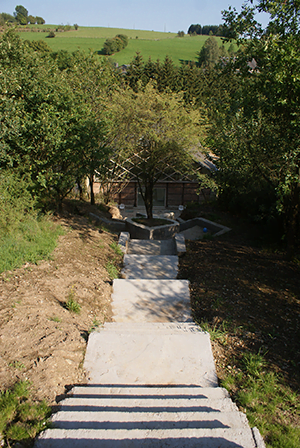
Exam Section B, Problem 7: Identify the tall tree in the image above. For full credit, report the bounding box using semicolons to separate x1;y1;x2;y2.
210;0;300;255
14;5;28;25
197;36;221;69
109;83;204;219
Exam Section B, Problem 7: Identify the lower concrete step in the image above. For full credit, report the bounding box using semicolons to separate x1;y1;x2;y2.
127;239;177;255
121;255;179;279
84;322;218;387
111;279;191;322
35;385;258;447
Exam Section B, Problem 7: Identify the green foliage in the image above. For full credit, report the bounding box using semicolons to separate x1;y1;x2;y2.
109;82;204;218
208;0;300;254
14;5;28;25
102;34;128;55
222;351;300;448
0;381;51;446
65;286;81;313
47;30;55;38
188;24;226;36
36;16;45;25
105;261;119;280
0;30;114;209
24;39;52;52
0;170;64;273
109;241;123;256
197;36;228;69
200;320;229;345
0;12;17;24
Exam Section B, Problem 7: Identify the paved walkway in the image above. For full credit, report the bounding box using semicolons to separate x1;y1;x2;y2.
35;236;265;448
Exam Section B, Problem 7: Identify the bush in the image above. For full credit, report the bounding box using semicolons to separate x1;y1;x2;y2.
46;30;55;38
102;34;128;55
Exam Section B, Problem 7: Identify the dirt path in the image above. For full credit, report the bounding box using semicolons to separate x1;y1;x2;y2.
0;206;121;405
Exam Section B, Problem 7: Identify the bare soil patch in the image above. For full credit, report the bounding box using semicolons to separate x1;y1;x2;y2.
0;200;122;405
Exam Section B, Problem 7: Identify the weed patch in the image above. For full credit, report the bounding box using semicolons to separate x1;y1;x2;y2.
105;261;119;280
109;241;123;256
0;381;51;447
65;286;81;314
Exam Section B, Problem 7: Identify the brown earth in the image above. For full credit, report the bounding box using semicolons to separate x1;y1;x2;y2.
0;200;122;405
178;207;300;393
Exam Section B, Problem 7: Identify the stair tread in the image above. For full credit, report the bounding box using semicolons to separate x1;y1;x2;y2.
35;427;256;448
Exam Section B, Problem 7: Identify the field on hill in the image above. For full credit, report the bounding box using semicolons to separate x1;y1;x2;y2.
17;25;223;65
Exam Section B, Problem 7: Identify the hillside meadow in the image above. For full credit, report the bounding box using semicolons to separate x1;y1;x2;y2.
17;25;223;65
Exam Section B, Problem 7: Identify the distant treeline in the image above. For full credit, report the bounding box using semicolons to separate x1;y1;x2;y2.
0;5;45;26
187;24;225;37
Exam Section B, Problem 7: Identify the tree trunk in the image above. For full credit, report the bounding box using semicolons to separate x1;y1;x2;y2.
286;184;300;260
89;175;95;205
144;184;153;219
76;179;84;201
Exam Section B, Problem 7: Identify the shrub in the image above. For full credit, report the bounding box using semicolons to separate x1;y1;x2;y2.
102;34;128;55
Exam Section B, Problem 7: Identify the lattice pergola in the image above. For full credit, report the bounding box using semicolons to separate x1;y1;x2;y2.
98;150;215;184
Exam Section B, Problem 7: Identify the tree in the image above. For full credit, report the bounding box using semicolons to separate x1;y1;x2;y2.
197;36;221;69
28;15;36;24
14;5;28;25
36;16;45;25
63;51;119;205
210;0;300;255
0;13;17;24
109;83;204;219
188;24;202;35
0;31;85;209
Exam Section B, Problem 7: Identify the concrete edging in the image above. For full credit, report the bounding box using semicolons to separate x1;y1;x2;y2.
179;217;231;237
126;217;180;240
89;212;126;233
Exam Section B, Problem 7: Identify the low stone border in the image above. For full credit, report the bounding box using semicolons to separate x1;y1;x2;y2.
175;234;186;256
89;213;126;233
178;217;231;238
118;232;130;254
126;217;180;240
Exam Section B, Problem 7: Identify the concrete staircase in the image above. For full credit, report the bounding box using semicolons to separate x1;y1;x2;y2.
35;236;265;448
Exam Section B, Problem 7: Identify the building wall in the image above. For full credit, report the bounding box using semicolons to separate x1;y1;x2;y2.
102;181;202;207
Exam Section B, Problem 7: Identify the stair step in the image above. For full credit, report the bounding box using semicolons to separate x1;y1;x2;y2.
111;279;191;322
52;410;248;428
69;386;231;401
57;398;238;414
128;239;177;255
101;322;204;334
84;326;218;387
35;427;256;447
121;255;179;279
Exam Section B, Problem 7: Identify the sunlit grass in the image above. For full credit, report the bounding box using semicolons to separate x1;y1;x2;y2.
220;350;300;448
0;381;51;446
0;217;64;274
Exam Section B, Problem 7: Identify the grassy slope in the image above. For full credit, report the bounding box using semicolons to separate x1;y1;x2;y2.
17;25;222;65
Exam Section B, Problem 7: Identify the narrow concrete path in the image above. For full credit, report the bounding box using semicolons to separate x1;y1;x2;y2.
35;235;265;448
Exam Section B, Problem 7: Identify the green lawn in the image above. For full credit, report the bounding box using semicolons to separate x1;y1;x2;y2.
17;25;225;66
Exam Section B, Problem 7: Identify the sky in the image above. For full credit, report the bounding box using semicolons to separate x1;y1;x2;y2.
1;0;268;32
